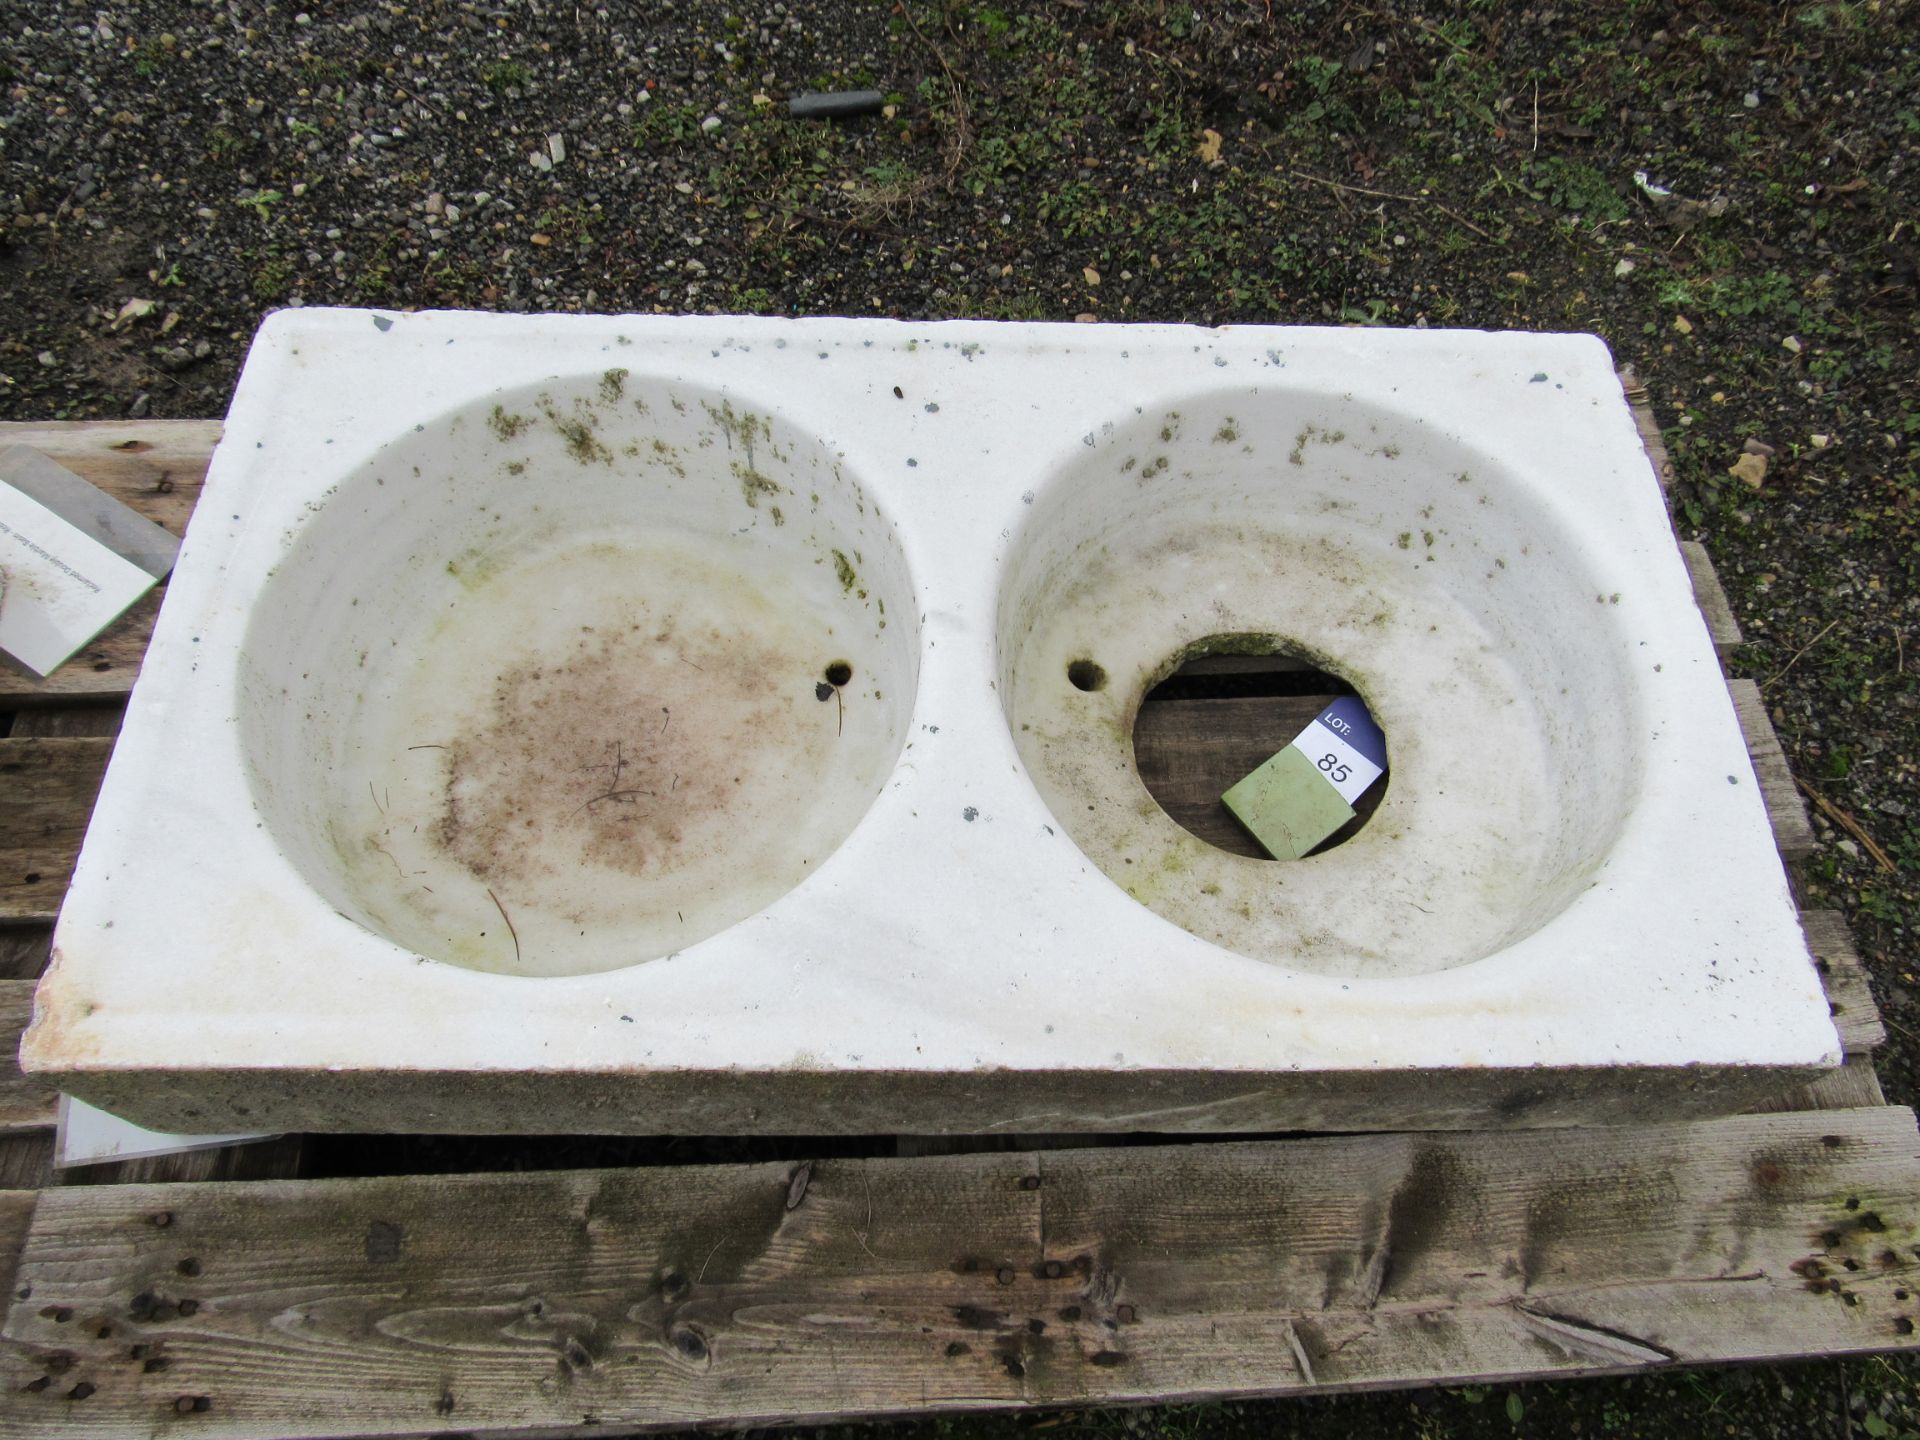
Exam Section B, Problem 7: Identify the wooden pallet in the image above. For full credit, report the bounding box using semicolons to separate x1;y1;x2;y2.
0;404;1912;1438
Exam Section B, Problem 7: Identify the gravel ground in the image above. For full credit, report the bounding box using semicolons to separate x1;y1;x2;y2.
4;0;1918;1435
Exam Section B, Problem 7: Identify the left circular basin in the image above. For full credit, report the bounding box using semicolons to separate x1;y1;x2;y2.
238;371;917;976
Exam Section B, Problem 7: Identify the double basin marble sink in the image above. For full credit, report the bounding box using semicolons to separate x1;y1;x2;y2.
20;311;1838;1134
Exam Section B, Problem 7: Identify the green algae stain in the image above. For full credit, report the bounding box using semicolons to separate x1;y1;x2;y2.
830;548;868;599
735;461;782;508
488;405;530;441
537;395;612;464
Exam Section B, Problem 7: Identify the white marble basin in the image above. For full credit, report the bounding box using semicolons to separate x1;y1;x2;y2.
21;311;1839;1135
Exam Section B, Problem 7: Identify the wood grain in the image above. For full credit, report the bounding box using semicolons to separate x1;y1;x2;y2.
1132;693;1387;859
0;420;217;536
57;1139;309;1191
1749;1058;1887;1115
1618;368;1674;492
1731;679;1817;863
0;927;51;982
0;738;113;923
0;1137;55;1192
1805;909;1886;1056
2;1108;1917;1436
7;707;125;740
0;1191;37;1328
1678;540;1743;656
0;984;56;1131
1133;694;1328;856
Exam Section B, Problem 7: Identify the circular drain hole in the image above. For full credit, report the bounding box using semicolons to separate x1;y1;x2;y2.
1066;658;1108;692
1131;639;1388;860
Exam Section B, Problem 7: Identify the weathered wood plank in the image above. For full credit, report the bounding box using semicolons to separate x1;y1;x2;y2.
0;738;113;923
1618;368;1674;492
58;1139;309;1190
1132;695;1387;859
1133;695;1330;857
1748;1058;1887;1115
0;926;51;982
1678;540;1743;657
7;707;125;739
0;1137;55;1192
1731;678;1816;864
0;1191;37;1329
0;983;56;1132
1806;909;1886;1056
2;1109;1917;1436
1161;653;1318;678
0;420;216;536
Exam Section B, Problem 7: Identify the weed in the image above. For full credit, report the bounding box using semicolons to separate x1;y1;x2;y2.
533;202;597;247
634;103;705;147
130;39;170;77
482;58;531;91
1039;180;1110;241
249;248;296;299
235;189;284;222
1528;157;1628;222
1142;101;1192;158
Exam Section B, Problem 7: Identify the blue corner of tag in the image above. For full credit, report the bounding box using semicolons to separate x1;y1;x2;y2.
1315;696;1388;769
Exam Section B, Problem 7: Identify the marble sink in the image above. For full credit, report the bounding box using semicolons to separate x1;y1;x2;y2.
20;311;1839;1134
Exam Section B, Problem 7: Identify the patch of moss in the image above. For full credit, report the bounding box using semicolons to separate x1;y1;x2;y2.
488;405;530;441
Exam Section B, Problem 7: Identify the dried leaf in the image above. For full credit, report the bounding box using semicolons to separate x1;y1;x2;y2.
114;297;157;328
1728;452;1767;489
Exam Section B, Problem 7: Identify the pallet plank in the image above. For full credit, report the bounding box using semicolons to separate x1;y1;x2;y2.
7;708;126;740
0;927;51;982
1806;909;1886;1056
1678;540;1743;657
1;1109;1917;1437
1730;679;1816;863
57;1139;310;1190
0;984;56;1132
1132;695;1330;856
0;1137;55;1192
0;1191;37;1329
0;738;113;923
1748;1059;1887;1115
1618;369;1675;492
0;420;216;536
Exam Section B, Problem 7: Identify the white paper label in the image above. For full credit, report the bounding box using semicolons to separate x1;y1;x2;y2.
1290;696;1390;805
0;481;157;676
1294;719;1386;804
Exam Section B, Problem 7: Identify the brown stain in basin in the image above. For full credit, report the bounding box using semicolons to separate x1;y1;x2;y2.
436;617;804;893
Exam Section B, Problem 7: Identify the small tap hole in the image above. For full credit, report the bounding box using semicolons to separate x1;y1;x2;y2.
1066;659;1107;692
